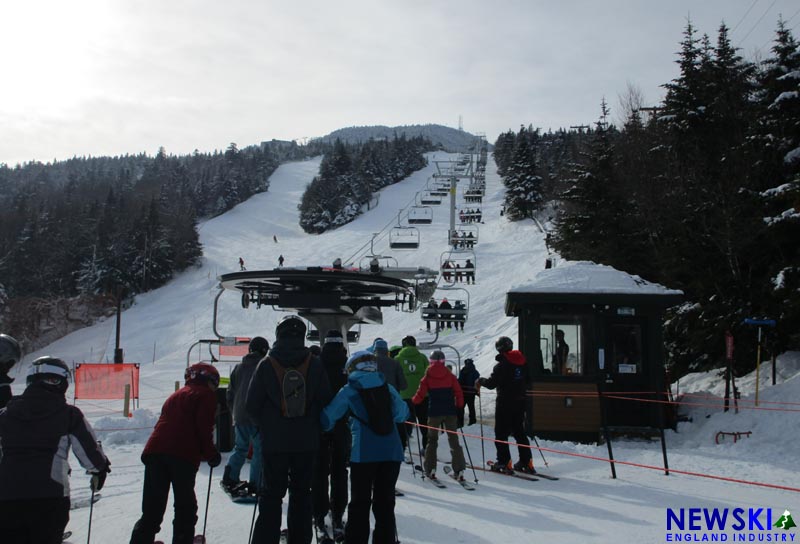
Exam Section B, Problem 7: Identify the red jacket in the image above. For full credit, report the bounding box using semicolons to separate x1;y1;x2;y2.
412;360;464;416
143;383;217;468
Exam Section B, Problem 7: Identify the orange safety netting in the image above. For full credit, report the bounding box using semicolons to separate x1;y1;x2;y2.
74;363;140;400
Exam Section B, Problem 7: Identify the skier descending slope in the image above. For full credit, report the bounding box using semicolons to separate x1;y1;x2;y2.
129;363;221;544
321;351;409;544
0;356;110;543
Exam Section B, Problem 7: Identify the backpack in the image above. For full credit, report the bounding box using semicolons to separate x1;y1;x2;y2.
269;354;311;418
353;383;394;436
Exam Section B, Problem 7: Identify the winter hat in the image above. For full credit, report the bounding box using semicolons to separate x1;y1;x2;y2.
324;330;344;344
464;358;474;366
276;315;306;340
429;350;446;363
249;336;269;356
373;338;389;354
401;335;416;347
184;362;220;388
346;350;378;374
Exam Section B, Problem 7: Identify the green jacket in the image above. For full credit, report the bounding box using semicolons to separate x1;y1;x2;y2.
394;346;429;400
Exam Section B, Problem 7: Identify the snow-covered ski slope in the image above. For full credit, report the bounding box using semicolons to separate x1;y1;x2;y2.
13;155;800;544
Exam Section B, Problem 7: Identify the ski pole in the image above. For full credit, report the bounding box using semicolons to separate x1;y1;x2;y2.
248;472;262;544
86;486;96;544
532;434;548;468
200;466;213;543
405;425;416;479
413;418;425;479
459;427;478;483
478;394;485;469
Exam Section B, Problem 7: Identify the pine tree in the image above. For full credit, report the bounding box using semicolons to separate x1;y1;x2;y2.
503;126;544;220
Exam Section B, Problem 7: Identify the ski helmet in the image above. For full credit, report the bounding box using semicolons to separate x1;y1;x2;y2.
248;336;269;356
184;363;220;387
26;356;71;394
275;315;306;340
429;350;446;362
0;334;22;372
495;336;513;353
346;351;377;374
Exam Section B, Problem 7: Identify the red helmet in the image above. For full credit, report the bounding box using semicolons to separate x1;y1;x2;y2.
185;363;220;387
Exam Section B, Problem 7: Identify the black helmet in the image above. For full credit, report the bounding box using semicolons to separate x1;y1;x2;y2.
27;356;71;394
275;315;306;340
401;335;416;347
0;334;21;372
495;336;513;353
249;336;269;356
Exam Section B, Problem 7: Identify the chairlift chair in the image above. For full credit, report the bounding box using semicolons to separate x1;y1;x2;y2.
419;191;442;206
389;227;420;250
449;225;478;249
420;288;470;330
408;206;433;225
439;250;476;285
359;254;398;272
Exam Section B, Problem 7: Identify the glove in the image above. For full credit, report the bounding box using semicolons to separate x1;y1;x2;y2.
90;459;111;492
208;451;222;468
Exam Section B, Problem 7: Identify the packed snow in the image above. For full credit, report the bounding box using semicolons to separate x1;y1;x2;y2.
8;154;800;543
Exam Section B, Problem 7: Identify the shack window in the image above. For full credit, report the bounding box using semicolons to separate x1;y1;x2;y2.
540;322;583;376
610;324;643;375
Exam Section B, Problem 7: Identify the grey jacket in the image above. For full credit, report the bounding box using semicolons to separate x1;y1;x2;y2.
375;352;407;392
227;352;261;427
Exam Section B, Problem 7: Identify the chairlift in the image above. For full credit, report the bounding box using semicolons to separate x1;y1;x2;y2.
408;206;433;225
419;191;442;206
420;287;470;330
359;254;398;272
389;228;420;249
449;225;478;249
306;322;361;344
439;250;476;285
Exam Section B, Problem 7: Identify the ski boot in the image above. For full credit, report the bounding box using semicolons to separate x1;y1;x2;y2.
332;512;345;543
513;459;537;475
221;466;240;491
490;461;514;475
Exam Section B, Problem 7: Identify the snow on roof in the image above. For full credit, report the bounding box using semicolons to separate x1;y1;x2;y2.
508;261;683;296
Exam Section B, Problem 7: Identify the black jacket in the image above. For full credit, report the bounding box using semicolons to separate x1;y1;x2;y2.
0;373;12;410
227;352;261;427
479;350;529;406
246;338;332;453
0;383;108;500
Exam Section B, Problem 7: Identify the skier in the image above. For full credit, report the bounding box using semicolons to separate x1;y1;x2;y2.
453;300;466;331
412;351;467;482
130;363;221;544
423;299;439;332
438;298;453;329
274;235;278;243
278;254;285;267
394;335;429;450
313;330;350;541
0;333;21;409
457;358;480;426
239;257;246;271
321;351;409;544
0;357;110;543
476;337;535;474
221;336;269;497
247;315;332;544
464;259;475;284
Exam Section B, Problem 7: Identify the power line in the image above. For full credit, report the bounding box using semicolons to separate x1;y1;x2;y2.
756;6;800;53
738;0;778;46
732;0;761;33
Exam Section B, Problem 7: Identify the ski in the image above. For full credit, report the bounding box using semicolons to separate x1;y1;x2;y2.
442;466;476;490
531;472;559;481
483;462;539;481
414;466;447;488
62;531;72;542
70;494;101;510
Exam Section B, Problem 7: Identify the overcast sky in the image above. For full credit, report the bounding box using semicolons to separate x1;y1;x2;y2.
2;0;798;166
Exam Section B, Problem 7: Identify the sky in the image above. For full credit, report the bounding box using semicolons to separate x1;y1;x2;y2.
2;0;799;167
11;152;799;543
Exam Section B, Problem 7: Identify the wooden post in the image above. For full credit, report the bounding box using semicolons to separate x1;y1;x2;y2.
123;384;131;417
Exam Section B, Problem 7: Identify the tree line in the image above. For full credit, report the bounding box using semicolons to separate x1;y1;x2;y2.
298;135;433;233
494;20;800;378
0;140;324;348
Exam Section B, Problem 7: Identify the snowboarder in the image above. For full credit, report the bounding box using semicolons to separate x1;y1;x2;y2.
239;257;246;271
321;351;409;544
313;330;350;541
130;363;221;544
458;358;480;427
0;333;21;409
394;335;429;450
221;337;269;497
246;315;332;544
278;254;285;267
476;337;535;474
412;351;467;481
0;357;110;543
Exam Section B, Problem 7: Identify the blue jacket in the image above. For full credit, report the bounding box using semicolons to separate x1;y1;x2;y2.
321;371;409;463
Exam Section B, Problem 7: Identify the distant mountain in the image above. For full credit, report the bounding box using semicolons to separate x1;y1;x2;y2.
317;124;488;153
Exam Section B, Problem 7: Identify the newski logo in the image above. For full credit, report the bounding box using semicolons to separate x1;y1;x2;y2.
665;507;797;542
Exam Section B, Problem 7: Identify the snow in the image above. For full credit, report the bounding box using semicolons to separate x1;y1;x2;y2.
9;154;800;543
